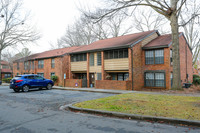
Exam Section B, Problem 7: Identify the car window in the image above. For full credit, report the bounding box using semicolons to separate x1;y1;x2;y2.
27;76;35;79
35;76;43;80
13;76;21;80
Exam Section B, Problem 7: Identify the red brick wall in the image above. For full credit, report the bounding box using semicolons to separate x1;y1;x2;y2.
179;35;193;84
95;80;132;90
12;55;71;86
65;79;82;88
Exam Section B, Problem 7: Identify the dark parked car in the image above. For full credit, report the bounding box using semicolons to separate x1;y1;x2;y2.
10;74;54;92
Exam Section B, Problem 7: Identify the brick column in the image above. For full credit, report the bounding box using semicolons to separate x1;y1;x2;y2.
69;55;72;79
101;51;105;80
87;53;90;87
128;48;132;81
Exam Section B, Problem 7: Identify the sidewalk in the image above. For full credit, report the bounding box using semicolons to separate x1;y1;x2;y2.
53;86;200;97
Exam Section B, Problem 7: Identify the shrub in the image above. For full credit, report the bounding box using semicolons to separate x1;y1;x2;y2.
2;78;12;83
51;75;58;83
193;75;200;79
193;74;200;85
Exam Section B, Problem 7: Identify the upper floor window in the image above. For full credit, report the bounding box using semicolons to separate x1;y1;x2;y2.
170;49;173;65
51;58;55;68
104;49;128;59
31;61;34;70
90;53;94;66
97;52;101;66
71;53;87;62
24;61;29;70
2;65;9;69
38;60;44;69
145;49;164;65
17;63;19;70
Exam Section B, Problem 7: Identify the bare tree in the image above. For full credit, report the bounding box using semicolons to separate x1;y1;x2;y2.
84;0;200;90
57;9;133;47
133;8;169;34
0;0;40;79
179;0;200;65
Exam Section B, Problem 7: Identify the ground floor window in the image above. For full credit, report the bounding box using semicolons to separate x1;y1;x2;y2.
110;73;129;81
37;73;44;77
97;73;102;80
4;74;11;78
145;72;165;87
51;72;55;77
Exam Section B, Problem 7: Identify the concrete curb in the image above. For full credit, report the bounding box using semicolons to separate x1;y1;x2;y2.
53;86;127;94
68;104;200;127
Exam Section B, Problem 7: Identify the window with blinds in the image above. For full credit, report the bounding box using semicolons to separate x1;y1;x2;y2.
71;53;87;62
145;72;165;87
90;53;94;66
38;60;44;69
145;49;164;65
104;49;128;59
97;52;101;66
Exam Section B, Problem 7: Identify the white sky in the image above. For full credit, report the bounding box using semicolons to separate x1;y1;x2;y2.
18;0;99;54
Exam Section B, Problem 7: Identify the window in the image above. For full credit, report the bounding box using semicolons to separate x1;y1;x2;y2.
171;73;173;87
145;51;154;64
118;73;124;81
170;49;173;65
31;61;34;70
97;73;102;80
51;72;55;77
109;73;129;81
145;72;165;87
90;53;94;66
2;65;9;69
38;60;44;69
24;61;29;70
104;49;128;59
35;75;44;79
4;74;11;78
145;49;164;65
155;49;164;64
37;73;44;77
17;63;19;70
71;53;87;62
17;73;19;76
97;52;101;66
51;58;55;68
27;76;35;79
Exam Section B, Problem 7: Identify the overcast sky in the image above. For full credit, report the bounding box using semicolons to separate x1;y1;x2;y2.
18;0;100;54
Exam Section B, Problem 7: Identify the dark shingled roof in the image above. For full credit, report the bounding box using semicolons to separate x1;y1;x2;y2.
143;34;172;48
14;46;79;62
70;30;157;54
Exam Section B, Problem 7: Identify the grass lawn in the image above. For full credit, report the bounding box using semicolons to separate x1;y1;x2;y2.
74;93;200;121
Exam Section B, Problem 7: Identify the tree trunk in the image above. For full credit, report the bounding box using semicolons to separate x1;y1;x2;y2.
170;13;182;90
0;50;2;80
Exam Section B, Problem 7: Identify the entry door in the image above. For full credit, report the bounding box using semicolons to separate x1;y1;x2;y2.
82;74;87;87
89;73;95;87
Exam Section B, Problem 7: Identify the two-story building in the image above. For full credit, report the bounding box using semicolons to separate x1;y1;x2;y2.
67;30;193;90
13;47;78;86
12;30;192;90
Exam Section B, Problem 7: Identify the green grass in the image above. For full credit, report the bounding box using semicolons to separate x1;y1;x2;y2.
74;93;200;121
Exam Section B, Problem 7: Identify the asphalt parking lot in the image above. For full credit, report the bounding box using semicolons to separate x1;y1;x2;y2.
0;86;200;133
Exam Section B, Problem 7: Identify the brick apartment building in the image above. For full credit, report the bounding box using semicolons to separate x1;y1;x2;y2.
68;30;193;90
1;61;12;79
13;30;193;90
13;47;78;86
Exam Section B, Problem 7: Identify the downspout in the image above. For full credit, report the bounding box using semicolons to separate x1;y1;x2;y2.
131;47;134;91
186;43;188;82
